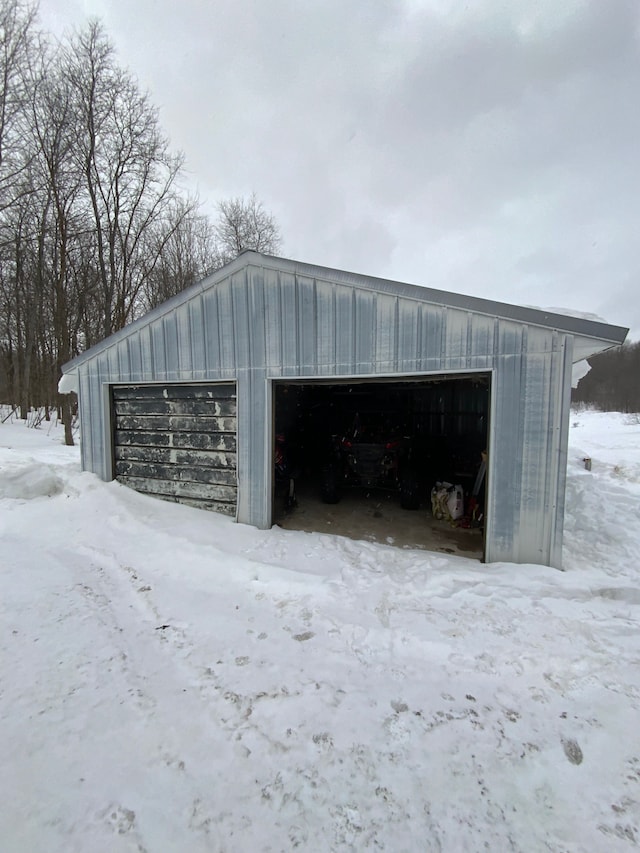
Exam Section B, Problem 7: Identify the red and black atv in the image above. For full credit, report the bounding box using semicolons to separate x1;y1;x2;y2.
320;412;420;509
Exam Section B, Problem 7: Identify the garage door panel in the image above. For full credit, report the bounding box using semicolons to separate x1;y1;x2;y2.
114;430;237;452
114;398;236;418
115;445;236;469
115;460;237;486
115;414;236;432
114;384;237;401
164;497;236;517
117;475;237;503
112;383;237;516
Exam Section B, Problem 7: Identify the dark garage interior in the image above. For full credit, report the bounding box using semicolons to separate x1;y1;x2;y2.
272;373;490;558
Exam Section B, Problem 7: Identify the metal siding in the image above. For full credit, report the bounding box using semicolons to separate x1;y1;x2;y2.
518;346;550;561
397;299;418;370
468;314;494;369
163;314;179;379
203;289;221;371
539;344;559;562
88;363;107;478
531;332;570;568
242;367;269;526
71;260;586;565
375;293;397;371
127;335;142;381
117;339;130;377
264;270;283;369
151;320;166;378
106;345;119;381
279;270;299;374
549;336;574;567
188;297;206;379
465;313;473;369
335;286;355;373
176;304;192;376
231;270;251;369
217;280;236;370
484;320;527;563
78;368;92;474
315;280;336;370
235;369;251;520
444;308;469;370
139;326;153;376
355;290;376;373
418;304;445;368
297;275;317;373
62;252;627;379
541;333;561;560
486;355;520;562
248;266;267;375
508;330;570;566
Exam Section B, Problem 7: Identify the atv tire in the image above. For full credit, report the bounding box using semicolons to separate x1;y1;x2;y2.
321;463;341;504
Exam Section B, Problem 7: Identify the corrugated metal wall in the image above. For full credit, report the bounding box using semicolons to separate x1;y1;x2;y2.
75;259;573;567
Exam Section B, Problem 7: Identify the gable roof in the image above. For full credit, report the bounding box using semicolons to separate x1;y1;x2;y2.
61;250;628;376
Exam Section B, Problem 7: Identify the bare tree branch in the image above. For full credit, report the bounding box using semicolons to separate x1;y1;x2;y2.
214;192;282;265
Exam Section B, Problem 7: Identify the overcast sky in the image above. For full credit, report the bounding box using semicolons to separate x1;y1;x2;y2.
38;0;639;340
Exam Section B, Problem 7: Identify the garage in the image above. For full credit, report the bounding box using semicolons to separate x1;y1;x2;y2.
272;373;489;555
111;382;237;515
60;250;627;567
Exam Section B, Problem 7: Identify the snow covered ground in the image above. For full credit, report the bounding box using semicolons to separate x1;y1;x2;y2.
1;409;639;852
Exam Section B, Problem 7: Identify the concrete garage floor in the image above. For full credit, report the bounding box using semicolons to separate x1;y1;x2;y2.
274;485;484;560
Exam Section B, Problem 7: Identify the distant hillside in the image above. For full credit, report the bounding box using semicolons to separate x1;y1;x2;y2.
572;341;640;412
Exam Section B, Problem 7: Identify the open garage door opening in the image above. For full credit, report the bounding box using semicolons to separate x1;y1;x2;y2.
272;373;490;559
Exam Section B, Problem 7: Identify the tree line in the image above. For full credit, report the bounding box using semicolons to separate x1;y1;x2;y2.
572;341;640;413
0;0;281;442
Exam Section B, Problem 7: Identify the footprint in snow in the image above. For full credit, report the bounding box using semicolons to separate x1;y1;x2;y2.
562;738;584;765
99;803;136;835
292;631;314;642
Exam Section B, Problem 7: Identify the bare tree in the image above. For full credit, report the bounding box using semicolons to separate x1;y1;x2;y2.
0;8;286;436
0;0;41;414
30;47;85;444
64;21;185;336
141;198;217;310
213;192;282;265
0;0;38;180
0;175;47;418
